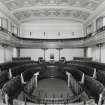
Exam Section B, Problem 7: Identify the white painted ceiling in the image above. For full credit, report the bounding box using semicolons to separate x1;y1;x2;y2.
0;0;105;23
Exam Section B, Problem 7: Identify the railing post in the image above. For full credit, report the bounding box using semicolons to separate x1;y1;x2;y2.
24;94;27;105
9;68;12;79
93;68;97;79
98;93;103;105
66;72;71;88
34;72;39;88
80;73;85;84
21;73;26;84
4;93;9;105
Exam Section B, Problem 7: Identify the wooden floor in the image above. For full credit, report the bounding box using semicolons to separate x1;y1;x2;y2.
32;78;74;98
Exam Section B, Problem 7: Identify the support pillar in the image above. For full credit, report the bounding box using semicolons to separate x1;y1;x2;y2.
13;48;18;58
2;44;8;62
99;44;102;63
4;93;9;105
98;93;103;105
97;43;103;62
3;47;6;62
66;72;71;88
34;72;39;88
9;68;12;79
84;47;88;57
42;48;48;60
17;48;20;58
21;73;26;84
80;73;85;84
93;68;97;79
56;48;63;61
59;48;60;61
44;48;45;60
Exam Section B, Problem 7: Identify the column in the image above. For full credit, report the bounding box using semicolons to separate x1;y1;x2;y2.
93;68;97;79
2;44;8;62
43;48;45;60
34;72;39;88
42;48;48;60
4;93;9;105
97;43;103;62
56;48;63;61
80;73;85;84
87;47;92;58
17;48;20;57
98;93;103;105
21;73;26;84
59;48;60;61
66;72;71;88
56;48;60;61
13;48;18;58
84;47;88;57
9;68;12;79
99;44;102;62
3;47;6;62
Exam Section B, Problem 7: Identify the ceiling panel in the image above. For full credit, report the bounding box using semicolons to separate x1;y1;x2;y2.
0;0;104;22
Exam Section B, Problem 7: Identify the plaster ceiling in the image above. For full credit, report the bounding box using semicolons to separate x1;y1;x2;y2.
0;0;105;23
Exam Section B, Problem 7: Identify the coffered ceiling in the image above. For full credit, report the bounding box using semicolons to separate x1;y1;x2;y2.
0;0;105;23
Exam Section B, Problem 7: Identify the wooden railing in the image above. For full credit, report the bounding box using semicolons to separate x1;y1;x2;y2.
13;99;96;105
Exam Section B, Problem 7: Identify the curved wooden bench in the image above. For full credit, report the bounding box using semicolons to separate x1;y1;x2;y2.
65;64;94;76
22;67;42;82
63;66;105;103
2;76;22;100
0;71;9;89
69;60;105;71
11;63;40;76
96;71;105;86
84;75;104;103
0;61;37;71
63;66;83;81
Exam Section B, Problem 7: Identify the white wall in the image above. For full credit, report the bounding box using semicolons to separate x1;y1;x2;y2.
60;49;84;61
91;46;100;62
0;45;14;63
5;47;13;62
0;45;5;63
20;20;84;39
20;49;44;61
20;48;84;61
87;48;92;58
87;46;100;62
101;44;105;63
86;45;105;63
13;48;18;58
